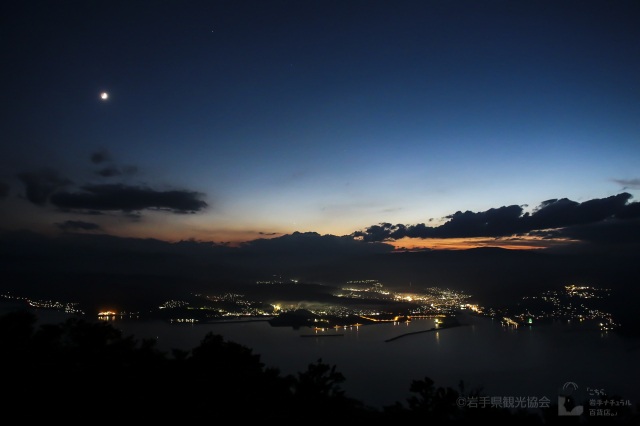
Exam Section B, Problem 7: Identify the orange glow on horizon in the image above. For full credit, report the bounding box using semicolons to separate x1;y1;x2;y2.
389;236;577;251
62;216;578;252
97;229;577;251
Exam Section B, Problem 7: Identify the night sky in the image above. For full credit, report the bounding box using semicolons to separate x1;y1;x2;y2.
2;0;639;251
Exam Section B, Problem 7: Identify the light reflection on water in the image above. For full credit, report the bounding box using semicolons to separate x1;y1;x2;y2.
7;305;640;410
116;313;640;409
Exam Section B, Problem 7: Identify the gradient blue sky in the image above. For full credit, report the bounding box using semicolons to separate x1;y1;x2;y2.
1;0;639;247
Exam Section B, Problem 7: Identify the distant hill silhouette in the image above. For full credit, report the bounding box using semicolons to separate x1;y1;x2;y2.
2;231;639;323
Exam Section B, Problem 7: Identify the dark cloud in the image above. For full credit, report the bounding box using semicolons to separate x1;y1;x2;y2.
431;204;525;238
56;220;103;232
352;205;528;241
97;166;122;177
617;200;640;219
17;169;71;205
537;218;640;247
90;149;138;177
614;178;640;190
96;165;138;178
90;150;110;164
258;232;279;236
124;211;143;221
0;181;9;199
50;184;208;213
529;193;632;229
122;165;138;175
354;193;640;242
353;223;400;242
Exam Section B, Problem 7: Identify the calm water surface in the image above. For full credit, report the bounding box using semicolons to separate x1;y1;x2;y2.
9;305;640;409
115;313;640;409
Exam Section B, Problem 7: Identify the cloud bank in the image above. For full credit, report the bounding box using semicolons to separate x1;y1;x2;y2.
51;184;207;213
56;220;103;232
17;169;72;205
354;193;640;242
17;151;208;216
614;178;640;190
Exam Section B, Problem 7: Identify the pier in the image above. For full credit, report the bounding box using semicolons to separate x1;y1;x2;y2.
384;323;462;342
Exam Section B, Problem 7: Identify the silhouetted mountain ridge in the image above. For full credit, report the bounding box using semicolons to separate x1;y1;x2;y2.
1;230;638;312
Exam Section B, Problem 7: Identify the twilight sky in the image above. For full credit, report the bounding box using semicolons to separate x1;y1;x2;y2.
1;0;639;250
